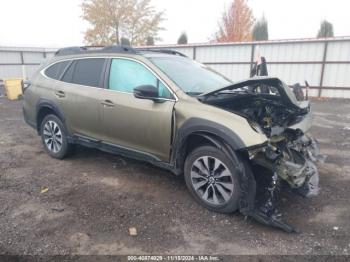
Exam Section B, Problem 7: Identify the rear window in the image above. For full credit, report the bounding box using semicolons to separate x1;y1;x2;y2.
44;61;70;80
62;62;75;83
61;58;106;87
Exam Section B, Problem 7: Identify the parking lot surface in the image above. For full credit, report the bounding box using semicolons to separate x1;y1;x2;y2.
0;97;349;255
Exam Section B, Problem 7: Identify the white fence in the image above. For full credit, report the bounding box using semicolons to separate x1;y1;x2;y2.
0;46;56;81
145;37;350;98
1;37;350;98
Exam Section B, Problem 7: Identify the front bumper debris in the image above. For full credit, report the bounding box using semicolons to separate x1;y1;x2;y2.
241;135;325;233
250;172;299;233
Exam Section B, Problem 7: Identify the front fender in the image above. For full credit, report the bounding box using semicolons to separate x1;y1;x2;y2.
170;117;249;172
173;117;246;152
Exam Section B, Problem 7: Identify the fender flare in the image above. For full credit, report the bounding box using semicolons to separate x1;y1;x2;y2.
171;117;246;168
36;98;66;132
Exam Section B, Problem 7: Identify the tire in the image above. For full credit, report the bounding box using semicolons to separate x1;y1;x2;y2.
40;114;72;159
184;145;241;213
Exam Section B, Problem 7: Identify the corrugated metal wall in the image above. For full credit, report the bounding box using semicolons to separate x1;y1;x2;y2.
0;46;55;80
150;37;350;98
1;37;350;98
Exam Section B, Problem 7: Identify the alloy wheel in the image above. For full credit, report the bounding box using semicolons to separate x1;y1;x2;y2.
190;156;234;205
43;120;63;153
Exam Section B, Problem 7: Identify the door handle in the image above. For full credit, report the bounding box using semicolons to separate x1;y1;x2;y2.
101;99;115;107
55;90;65;98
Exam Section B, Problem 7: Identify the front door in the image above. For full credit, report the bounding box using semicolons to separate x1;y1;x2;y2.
100;58;176;162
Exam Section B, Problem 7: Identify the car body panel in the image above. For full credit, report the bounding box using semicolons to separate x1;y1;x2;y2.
174;97;268;149
98;89;175;161
55;80;105;140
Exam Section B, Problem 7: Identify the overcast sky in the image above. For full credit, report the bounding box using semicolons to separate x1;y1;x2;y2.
0;0;349;47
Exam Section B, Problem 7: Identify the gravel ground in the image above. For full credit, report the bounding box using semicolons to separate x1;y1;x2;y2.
0;97;349;256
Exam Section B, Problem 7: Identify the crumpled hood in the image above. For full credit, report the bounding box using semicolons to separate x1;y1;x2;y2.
199;76;309;111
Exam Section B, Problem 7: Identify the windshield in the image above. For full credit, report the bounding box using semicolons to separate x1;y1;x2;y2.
150;56;232;95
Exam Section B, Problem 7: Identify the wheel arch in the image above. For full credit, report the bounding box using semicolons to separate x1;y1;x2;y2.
36;99;66;134
171;118;246;173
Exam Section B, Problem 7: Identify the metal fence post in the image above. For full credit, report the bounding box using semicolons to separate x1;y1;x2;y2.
318;41;328;97
20;51;27;80
193;46;197;60
249;44;255;77
20;51;24;64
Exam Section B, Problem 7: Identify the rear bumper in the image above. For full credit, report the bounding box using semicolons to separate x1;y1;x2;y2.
23;107;36;130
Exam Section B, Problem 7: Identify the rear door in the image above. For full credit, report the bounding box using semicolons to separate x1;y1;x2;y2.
40;60;71;113
55;58;107;139
100;58;176;161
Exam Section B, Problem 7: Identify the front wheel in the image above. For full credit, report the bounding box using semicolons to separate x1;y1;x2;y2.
184;145;241;213
40;114;72;159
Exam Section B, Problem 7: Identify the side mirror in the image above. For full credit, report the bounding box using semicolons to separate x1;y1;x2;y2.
133;85;161;102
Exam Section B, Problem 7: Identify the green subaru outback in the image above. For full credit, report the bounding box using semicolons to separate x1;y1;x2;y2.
23;46;323;232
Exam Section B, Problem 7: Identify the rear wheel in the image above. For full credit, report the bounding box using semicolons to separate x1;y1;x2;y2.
184;145;241;213
40;114;72;159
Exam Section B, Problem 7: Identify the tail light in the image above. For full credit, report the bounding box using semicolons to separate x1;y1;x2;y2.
22;80;31;93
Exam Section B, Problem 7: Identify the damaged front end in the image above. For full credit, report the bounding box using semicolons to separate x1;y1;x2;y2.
249;133;321;198
199;77;325;232
245;133;323;232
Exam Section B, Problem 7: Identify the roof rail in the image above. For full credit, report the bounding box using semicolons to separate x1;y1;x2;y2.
137;48;188;57
55;45;137;56
54;45;188;58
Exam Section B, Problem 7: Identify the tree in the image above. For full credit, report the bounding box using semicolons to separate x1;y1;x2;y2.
214;0;254;42
82;0;164;46
146;36;155;45
121;37;131;46
177;32;188;44
252;16;268;41
317;20;334;38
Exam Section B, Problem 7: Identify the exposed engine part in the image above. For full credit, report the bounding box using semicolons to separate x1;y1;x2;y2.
243;134;324;232
293;135;327;163
250;135;322;196
205;94;307;138
295;160;319;197
243;127;323;232
200;77;325;232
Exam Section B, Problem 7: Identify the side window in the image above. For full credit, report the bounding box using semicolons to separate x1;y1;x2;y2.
61;58;105;87
61;62;75;83
44;61;70;80
109;59;173;99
